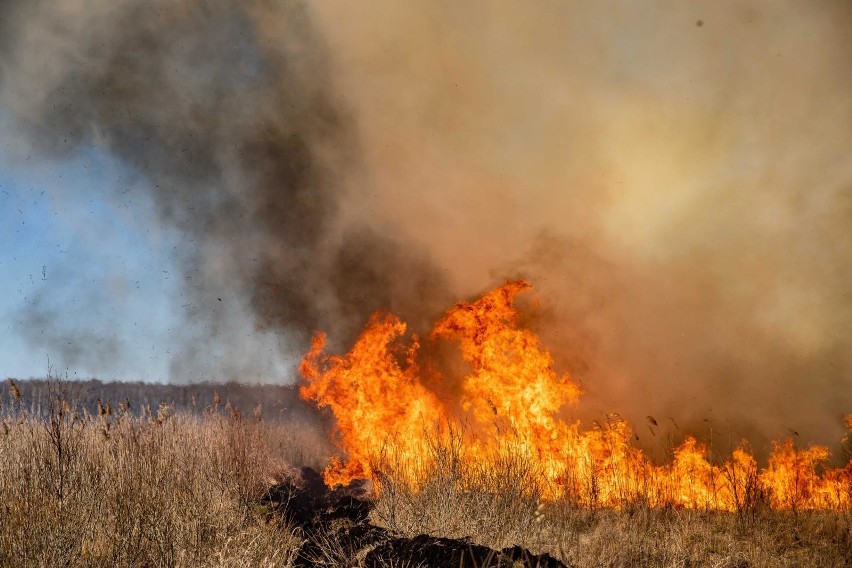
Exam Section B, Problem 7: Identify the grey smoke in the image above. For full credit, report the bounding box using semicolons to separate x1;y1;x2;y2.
0;0;450;381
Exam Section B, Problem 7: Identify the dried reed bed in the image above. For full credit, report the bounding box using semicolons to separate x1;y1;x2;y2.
0;381;329;568
1;380;849;567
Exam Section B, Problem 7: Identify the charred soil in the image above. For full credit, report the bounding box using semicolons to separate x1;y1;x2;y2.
261;467;568;568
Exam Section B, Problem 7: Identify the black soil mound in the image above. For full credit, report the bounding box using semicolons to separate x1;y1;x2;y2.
261;467;568;568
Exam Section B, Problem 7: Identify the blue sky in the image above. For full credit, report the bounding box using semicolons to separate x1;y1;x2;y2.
0;139;181;381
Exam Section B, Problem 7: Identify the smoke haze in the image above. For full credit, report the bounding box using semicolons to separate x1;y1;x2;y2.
1;1;851;454
308;0;852;454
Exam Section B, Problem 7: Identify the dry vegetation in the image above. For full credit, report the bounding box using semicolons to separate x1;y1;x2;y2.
0;380;326;567
0;379;849;567
372;435;852;567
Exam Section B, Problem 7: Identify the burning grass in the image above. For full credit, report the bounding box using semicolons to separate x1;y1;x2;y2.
300;281;852;512
371;430;852;567
1;283;850;566
0;382;849;567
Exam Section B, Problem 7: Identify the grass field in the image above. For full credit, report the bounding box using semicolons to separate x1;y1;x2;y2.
0;382;849;567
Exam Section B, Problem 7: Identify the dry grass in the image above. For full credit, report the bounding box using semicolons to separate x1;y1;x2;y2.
1;382;849;567
372;432;852;567
0;383;329;568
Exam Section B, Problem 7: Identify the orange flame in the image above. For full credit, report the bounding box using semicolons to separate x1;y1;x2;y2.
299;281;852;510
299;313;444;486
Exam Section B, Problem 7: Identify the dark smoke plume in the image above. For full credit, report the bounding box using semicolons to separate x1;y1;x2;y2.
0;0;450;380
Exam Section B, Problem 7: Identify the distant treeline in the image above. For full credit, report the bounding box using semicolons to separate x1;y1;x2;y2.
1;378;321;423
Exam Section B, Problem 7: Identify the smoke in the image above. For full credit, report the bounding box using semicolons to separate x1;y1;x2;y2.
0;0;451;380
2;1;852;453
306;0;852;454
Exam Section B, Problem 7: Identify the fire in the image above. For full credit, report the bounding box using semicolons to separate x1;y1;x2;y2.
299;313;443;486
299;281;852;510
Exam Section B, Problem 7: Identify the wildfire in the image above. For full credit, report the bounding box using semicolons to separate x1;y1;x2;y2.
299;281;852;510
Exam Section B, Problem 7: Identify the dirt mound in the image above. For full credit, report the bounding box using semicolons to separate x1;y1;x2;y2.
261;467;568;567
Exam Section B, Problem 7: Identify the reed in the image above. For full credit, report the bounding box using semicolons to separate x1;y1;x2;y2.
1;381;849;567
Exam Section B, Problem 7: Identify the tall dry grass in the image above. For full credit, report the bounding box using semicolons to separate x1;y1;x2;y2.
371;430;852;567
1;379;850;567
0;381;329;568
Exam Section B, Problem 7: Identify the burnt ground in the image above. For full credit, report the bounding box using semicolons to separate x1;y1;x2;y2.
261;467;568;568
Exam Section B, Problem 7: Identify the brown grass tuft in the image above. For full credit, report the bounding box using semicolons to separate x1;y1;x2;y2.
0;391;328;567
